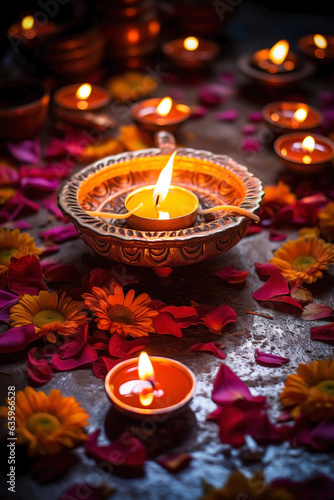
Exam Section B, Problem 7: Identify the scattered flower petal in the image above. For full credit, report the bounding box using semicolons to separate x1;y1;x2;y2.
252;268;289;300
7;139;41;163
156;452;192;473
214;109;238;122
247;111;263;122
215;265;249;284
27;347;53;384
153;311;183;337
108;334;150;358
301;303;334;321
190;341;226;359
39;225;79;243
153;267;173;277
199;305;237;334
0;324;36;353
255;349;289;367
7;255;47;295
240;137;262;153
290;284;313;304
310;323;334;344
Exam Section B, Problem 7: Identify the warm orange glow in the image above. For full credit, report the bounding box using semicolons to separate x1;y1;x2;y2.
269;40;289;64
127;28;139;44
184;36;199;51
153;151;176;205
313;34;327;49
21;15;34;30
293;107;308;123
149;20;160;35
76;84;92;100
302;155;312;164
302;135;315;152
139;388;154;406
138;352;155;381
156;97;172;117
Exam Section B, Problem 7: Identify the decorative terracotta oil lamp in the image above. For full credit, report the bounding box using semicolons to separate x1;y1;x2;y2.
298;33;334;64
105;351;196;417
7;14;58;49
274;132;334;174
162;35;219;70
131;96;191;133
263;101;322;134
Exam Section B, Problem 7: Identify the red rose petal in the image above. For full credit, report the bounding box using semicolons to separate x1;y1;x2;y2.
252;268;289;300
41;261;79;283
51;343;97;371
153;311;183;337
212;363;266;408
92;356;120;379
156;452;192;473
254;261;277;277
310;322;334;344
7;255;47;295
108;334;150;358
27;347;53;384
255;349;289;367
215;265;249;284
85;429;147;467
190;342;226;359
153;267;174;277
199;305;237;334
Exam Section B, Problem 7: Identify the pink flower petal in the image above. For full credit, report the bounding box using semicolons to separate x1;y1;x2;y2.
51;343;97;371
7;139;41;163
247;111;263;122
0;165;19;185
252;268;289;301
0;191;39;222
291;416;334;451
153;267;173;277
39;225;79;243
156;452;192;473
7;255;47;295
290;284;313;304
198;83;233;106
20;177;59;194
214;109;238;122
215;265;249;284
92;356;120;379
254;261;277;277
218;71;235;84
266;295;303;310
212;363;266;408
301;303;334;321
85;429;147;468
190;105;207;118
0;324;36;353
190;341;226;359
240;137;262;153
246;224;263;235
56;324;89;359
241;124;257;135
108;334;150;358
200;305;237;334
255;349;289;367
310;322;334;344
0;289;19;322
27;347;53;384
153;311;183;337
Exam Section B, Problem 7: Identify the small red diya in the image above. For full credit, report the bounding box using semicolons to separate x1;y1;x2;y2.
298;34;334;64
105;352;196;417
263;101;322;133
7;14;59;50
131;96;191;133
274;132;334;174
162;35;219;70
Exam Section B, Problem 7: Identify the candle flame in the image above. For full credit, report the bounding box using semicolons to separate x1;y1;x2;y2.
153;151;176;205
76;84;92;100
302;135;315;152
293;107;308;123
313;34;327;49
184;36;199;51
21;15;34;30
138;352;155;381
269;40;289;64
156;97;172;117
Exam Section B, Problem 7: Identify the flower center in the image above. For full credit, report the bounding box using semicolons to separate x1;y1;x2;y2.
0;247;18;266
108;304;135;325
316;380;334;396
27;412;61;435
33;309;65;328
292;255;317;271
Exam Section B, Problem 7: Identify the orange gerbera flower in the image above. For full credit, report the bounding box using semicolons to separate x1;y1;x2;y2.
199;471;294;500
318;201;334;241
0;386;89;456
270;236;334;284
83;283;158;338
0;228;41;281
9;290;87;343
262;181;296;217
280;358;334;422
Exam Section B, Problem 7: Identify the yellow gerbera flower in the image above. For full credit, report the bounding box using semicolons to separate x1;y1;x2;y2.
280;358;334;422
199;471;294;500
318;201;334;241
262;181;296;217
0;386;89;456
0;228;41;279
270;236;334;284
9;290;87;343
83;283;158;338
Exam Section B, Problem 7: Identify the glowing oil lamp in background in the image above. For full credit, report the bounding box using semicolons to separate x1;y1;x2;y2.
105;351;196;417
298;33;334;63
86;151;260;230
263;101;323;133
274;132;334;174
7;14;58;48
54;83;110;112
162;35;219;70
252;40;297;73
131;96;191;133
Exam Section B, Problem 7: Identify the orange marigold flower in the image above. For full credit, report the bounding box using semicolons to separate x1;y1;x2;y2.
280;358;334;422
83;283;158;338
199;471;294;500
270;236;334;284
0;387;89;456
262;181;296;217
0;228;41;281
9;290;87;343
318;201;334;241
